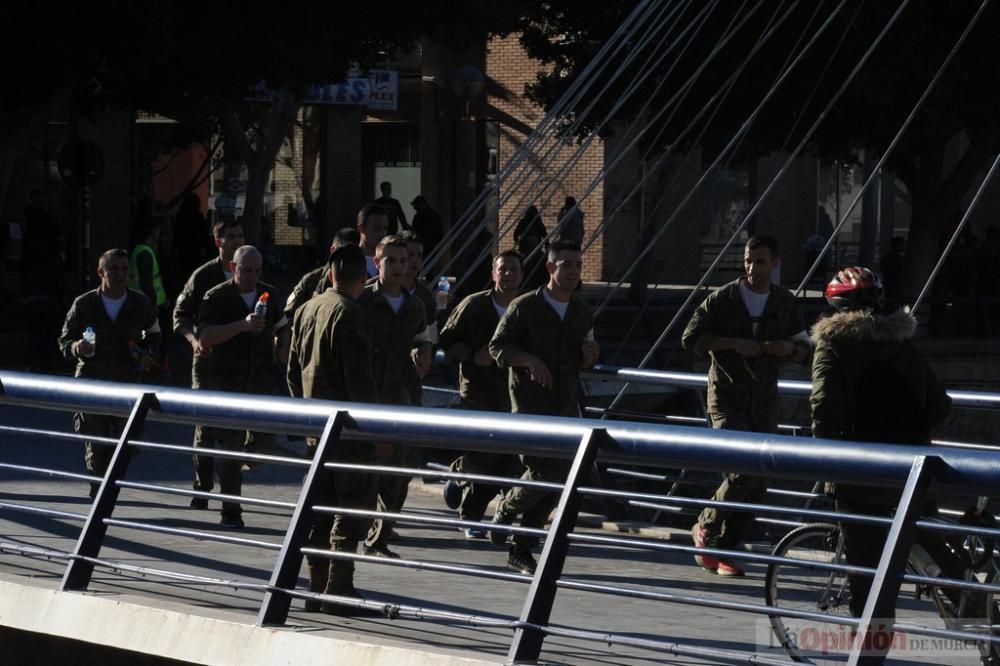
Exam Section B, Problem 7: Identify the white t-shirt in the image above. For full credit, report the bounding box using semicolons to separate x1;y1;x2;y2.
542;288;569;320
492;298;508;319
241;291;257;311
739;280;770;337
384;291;405;314
101;292;128;322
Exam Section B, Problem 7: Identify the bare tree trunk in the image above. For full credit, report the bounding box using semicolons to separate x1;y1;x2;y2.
220;98;300;245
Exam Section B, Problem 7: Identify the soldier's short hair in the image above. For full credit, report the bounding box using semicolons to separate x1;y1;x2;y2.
548;239;581;261
332;227;361;249
746;234;779;257
375;235;408;258
212;217;242;239
233;245;261;267
327;243;366;283
494;249;523;267
357;203;388;228
99;248;129;269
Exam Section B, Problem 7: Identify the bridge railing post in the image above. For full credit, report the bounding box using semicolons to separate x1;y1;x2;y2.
508;427;611;664
847;455;938;666
61;392;157;591
258;411;348;625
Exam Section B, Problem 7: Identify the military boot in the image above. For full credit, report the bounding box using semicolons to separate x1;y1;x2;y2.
303;558;329;612
321;559;378;617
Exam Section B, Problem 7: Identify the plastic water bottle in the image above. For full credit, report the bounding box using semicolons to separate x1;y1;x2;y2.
254;292;269;317
82;326;96;358
436;277;450;310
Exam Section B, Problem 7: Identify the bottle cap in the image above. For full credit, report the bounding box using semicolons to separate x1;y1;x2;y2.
259;292;270;303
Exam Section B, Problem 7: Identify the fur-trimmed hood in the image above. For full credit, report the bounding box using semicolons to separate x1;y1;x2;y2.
811;308;917;345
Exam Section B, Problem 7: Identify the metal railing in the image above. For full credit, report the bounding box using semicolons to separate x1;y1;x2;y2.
1;369;1000;665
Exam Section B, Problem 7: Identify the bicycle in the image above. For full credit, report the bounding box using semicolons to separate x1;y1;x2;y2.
764;511;1000;665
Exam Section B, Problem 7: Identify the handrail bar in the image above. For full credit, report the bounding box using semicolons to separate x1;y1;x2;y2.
582;363;1000;410
2;371;998;495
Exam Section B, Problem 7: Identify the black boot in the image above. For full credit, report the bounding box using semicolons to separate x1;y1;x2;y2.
304;558;329;612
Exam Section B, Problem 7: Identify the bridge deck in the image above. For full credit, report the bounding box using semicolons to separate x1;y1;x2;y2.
0;404;971;665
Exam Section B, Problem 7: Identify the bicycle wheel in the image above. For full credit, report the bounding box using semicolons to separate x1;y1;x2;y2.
765;523;853;663
965;565;1000;666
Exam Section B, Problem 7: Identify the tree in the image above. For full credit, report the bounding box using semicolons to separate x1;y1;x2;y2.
2;3;528;243
518;0;1000;297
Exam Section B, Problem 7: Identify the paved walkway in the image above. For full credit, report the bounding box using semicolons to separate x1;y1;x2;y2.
0;402;975;665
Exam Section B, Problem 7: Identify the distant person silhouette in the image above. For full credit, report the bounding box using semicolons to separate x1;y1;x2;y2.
373;181;408;234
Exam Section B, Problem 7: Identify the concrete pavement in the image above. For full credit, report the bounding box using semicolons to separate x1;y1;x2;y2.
0;402;977;665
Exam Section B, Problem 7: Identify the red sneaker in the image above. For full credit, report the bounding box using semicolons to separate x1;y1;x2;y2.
692;524;719;571
715;558;745;577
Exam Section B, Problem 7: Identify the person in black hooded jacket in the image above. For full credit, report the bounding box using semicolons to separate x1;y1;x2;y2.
810;266;969;644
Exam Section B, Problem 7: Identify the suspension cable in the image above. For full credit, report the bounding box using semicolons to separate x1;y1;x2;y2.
581;0;798;299
794;0;994;295
592;0;848;322
602;0;908;414
912;152;1000;311
419;0;668;276
433;0;698;285
445;0;771;292
608;0;858;365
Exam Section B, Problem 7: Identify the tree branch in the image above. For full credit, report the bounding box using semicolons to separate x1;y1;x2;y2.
220;106;254;164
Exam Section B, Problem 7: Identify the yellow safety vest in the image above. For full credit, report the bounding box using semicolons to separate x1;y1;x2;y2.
128;244;167;306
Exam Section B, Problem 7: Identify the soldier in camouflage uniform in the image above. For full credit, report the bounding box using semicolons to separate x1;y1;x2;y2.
58;249;160;496
358;236;432;558
283;227;360;321
488;240;599;574
173;218;244;509
397;230;437;412
440;250;524;537
287;244;382;614
196;245;289;528
682;234;811;576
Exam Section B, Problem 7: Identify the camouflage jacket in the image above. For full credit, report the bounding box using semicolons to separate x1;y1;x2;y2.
58;288;160;383
489;287;594;417
410;279;437;331
357;281;429;406
196;280;286;394
284;265;331;320
287;288;378;404
439;289;510;412
682;279;808;431
172;257;228;388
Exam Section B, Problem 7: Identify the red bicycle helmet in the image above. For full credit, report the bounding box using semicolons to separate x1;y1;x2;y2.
825;266;884;311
